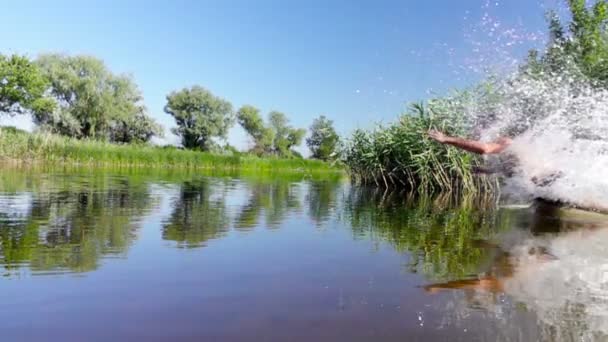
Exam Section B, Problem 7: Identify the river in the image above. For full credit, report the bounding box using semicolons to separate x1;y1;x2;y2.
0;168;606;341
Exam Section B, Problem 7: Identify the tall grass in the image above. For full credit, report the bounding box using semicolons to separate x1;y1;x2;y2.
0;127;342;174
342;103;496;193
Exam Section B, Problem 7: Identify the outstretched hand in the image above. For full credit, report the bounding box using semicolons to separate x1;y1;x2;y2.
427;129;447;143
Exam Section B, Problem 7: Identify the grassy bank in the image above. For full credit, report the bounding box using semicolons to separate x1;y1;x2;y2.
0;127;342;174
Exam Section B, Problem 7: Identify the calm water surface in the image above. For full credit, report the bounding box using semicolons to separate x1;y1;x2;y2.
0;169;607;341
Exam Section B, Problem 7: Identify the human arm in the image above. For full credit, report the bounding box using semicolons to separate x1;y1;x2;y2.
427;129;512;155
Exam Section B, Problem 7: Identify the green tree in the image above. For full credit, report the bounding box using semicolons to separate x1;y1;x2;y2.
236;105;274;155
526;0;608;84
306;115;340;161
0;54;54;116
35;53;161;142
109;110;164;144
236;107;304;157
164;86;234;150
268;111;305;157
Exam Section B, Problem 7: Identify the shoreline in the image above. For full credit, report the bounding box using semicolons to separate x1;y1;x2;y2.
0;128;343;175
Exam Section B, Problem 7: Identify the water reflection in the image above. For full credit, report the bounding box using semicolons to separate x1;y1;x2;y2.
307;179;341;226
0;169;607;341
0;170;343;272
162;178;231;248
343;187;506;280
238;179;302;229
422;201;608;341
0;172;155;274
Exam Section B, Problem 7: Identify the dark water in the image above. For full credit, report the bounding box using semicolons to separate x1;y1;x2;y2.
0;169;607;342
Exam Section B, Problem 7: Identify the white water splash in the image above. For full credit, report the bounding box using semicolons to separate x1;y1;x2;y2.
468;72;608;210
444;0;608;209
504;225;608;340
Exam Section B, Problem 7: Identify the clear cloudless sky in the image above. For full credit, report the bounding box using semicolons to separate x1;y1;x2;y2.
0;0;559;150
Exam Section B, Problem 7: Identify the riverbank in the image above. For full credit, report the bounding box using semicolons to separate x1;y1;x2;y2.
0;127;343;174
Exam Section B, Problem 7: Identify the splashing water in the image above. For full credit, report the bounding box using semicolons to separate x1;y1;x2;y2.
439;0;608;209
505;225;608;340
466;71;608;210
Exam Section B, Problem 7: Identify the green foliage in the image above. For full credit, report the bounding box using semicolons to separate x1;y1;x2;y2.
109;111;164;144
164;86;234;151
0;127;341;174
306;115;340;161
236;105;274;155
342;1;608;194
342;102;493;193
525;0;608;84
35;53;161;142
0;54;55;116
236;107;305;157
268;111;306;157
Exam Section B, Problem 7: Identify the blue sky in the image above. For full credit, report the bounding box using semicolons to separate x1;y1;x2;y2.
0;0;558;150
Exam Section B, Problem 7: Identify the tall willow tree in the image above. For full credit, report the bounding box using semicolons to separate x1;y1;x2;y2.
0;54;55;116
236;105;274;155
306;115;340;161
35;54;162;143
164;86;234;150
269;111;306;157
236;106;305;157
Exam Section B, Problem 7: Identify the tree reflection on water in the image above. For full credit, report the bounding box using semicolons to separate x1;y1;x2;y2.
1;169;607;340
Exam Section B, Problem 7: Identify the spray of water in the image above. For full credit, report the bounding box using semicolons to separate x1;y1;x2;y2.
462;70;608;210
410;0;608;208
425;1;607;208
504;225;608;340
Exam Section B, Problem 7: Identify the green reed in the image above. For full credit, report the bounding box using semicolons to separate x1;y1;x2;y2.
342;103;496;193
0;127;342;174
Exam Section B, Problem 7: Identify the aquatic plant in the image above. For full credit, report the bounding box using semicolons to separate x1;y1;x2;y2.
342;101;496;193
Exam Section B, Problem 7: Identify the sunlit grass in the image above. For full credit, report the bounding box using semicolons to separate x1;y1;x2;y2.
0;127;342;174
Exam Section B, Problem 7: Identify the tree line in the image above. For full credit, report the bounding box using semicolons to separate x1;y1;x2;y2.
0;53;340;161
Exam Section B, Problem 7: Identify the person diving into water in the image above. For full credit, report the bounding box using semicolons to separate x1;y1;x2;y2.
427;129;562;187
428;128;608;213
